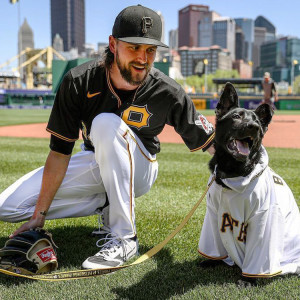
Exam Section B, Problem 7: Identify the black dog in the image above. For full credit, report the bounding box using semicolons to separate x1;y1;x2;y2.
198;83;300;287
210;82;273;183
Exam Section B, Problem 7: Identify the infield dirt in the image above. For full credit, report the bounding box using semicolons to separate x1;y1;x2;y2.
0;115;299;149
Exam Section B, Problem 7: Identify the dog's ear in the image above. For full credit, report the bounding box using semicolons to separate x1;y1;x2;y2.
215;82;239;119
254;104;274;132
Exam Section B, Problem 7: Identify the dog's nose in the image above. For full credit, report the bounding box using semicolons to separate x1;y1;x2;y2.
246;121;259;131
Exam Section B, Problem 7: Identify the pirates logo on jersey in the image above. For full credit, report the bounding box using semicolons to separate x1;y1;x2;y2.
121;105;152;130
195;114;213;134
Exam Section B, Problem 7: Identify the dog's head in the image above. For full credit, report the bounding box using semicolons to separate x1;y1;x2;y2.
210;82;273;177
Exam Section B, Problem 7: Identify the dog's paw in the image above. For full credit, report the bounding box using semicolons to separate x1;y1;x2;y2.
237;276;257;288
198;259;226;268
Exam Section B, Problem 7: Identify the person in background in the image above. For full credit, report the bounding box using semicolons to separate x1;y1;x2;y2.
261;72;278;109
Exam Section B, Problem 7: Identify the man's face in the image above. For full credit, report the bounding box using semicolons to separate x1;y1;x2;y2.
114;39;157;86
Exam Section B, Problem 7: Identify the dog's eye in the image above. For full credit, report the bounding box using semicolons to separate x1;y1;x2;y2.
232;114;241;119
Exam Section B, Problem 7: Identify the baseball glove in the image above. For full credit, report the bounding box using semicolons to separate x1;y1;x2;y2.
0;228;58;275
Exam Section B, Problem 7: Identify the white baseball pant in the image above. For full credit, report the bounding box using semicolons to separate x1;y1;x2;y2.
0;113;158;239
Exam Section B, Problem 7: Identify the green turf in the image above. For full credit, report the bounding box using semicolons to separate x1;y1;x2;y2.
272;110;300;115
0;109;299;127
0;137;299;299
0;109;51;126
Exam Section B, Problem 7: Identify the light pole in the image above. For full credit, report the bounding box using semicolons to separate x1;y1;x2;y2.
291;59;298;94
248;61;253;93
203;58;208;93
10;0;22;86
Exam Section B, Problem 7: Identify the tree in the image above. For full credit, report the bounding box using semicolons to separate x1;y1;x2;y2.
175;69;240;93
293;75;300;94
214;69;240;79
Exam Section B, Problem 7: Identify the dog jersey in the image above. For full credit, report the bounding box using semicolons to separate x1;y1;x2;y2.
47;60;214;155
198;147;300;278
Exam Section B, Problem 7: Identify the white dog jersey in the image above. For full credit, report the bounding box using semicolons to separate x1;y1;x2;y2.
198;147;300;278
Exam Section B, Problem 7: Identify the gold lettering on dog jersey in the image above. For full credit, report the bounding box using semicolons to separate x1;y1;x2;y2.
237;222;248;243
122;105;152;130
273;175;283;185
220;213;239;233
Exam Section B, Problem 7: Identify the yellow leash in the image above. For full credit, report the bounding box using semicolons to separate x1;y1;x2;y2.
0;177;215;281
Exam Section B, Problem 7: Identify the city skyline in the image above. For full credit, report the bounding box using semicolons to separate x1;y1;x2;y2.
0;0;299;68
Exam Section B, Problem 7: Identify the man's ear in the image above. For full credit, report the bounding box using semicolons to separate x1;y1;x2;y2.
109;35;117;54
255;104;274;132
215;82;239;119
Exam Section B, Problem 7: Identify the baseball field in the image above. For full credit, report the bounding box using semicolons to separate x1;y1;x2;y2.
0;109;299;299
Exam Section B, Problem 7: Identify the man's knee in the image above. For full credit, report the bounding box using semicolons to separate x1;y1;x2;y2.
0;195;18;222
91;113;125;144
0;204;30;223
0;167;42;222
0;187;36;223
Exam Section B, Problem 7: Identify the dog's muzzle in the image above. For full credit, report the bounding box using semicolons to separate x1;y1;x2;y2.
227;137;254;159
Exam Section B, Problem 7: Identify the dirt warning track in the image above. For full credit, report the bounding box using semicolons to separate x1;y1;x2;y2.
0;115;299;149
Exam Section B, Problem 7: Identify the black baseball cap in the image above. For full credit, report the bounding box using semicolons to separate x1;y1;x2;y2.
112;5;168;48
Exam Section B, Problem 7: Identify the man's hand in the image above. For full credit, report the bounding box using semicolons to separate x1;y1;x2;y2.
10;215;45;238
206;144;215;156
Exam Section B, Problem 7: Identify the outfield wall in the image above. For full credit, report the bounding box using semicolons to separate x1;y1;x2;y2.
1;90;300;110
0;89;54;107
190;95;300;110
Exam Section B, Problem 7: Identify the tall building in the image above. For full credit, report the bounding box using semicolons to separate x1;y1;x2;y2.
51;0;85;54
235;26;245;60
253;27;267;69
255;16;276;41
52;33;64;52
155;10;168;63
18;18;34;53
213;17;236;60
18;18;34;79
178;4;210;47
169;29;178;50
253;16;276;69
198;11;221;47
234;18;254;62
255;37;300;83
157;11;165;44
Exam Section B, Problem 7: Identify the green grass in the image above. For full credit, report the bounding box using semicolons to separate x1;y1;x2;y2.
0;137;299;299
0;109;299;127
271;110;300;115
0;109;51;126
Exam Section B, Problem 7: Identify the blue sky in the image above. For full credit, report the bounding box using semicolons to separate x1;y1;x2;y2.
0;0;298;68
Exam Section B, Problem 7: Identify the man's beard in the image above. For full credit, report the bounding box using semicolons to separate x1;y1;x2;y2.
116;51;151;86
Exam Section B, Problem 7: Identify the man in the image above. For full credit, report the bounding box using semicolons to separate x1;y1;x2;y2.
0;5;215;269
261;72;278;109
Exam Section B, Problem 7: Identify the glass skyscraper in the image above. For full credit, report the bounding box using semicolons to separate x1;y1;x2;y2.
235;18;254;63
51;0;85;54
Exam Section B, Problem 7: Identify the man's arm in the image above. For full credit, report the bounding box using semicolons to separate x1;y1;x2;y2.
10;150;71;237
166;89;215;153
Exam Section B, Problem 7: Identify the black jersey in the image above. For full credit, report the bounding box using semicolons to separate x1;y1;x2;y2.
47;60;215;155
